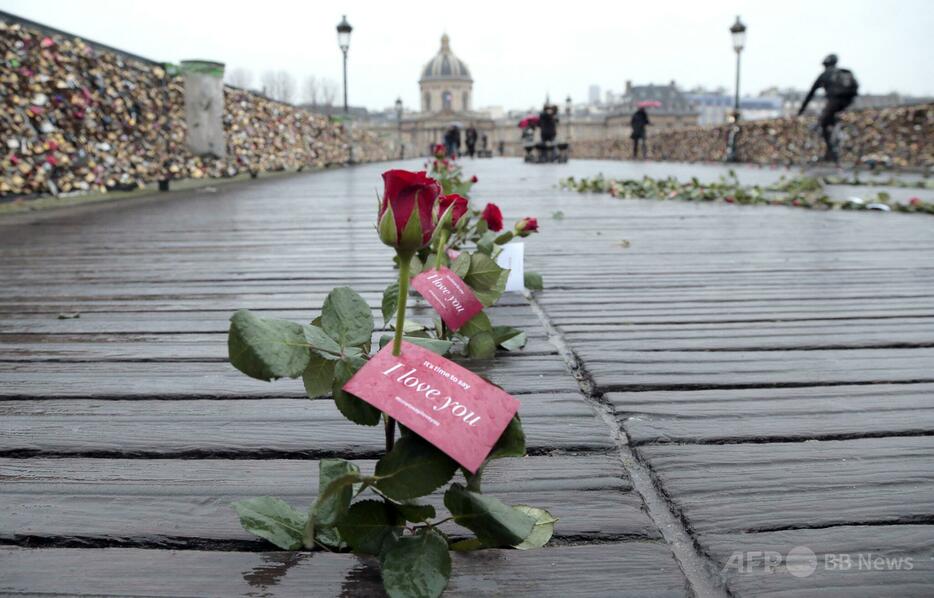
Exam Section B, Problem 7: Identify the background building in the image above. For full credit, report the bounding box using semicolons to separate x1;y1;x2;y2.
419;34;472;113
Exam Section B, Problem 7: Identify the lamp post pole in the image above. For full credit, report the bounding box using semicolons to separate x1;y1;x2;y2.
565;95;572;141
727;16;746;162
336;15;353;163
395;97;403;159
337;15;352;114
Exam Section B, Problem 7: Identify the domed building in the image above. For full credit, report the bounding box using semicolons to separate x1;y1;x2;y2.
419;34;473;113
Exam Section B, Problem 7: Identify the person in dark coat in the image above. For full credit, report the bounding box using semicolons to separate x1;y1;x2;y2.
798;54;859;162
630;107;650;159
539;105;558;143
465;125;478;158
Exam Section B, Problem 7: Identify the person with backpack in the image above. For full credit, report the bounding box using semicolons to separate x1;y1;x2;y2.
630;107;651;159
798;54;859;162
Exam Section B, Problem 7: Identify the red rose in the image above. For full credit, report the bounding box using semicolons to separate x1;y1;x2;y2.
439;193;469;226
515;217;538;236
378;169;442;252
433;143;445;158
909;197;922;206
470;175;478;183
481;203;503;231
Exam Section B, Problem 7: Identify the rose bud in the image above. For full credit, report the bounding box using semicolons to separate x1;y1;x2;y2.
481;202;504;231
433;143;445;158
438;193;469;227
378;169;442;253
515;217;539;237
909;197;922;206
470;175;478;183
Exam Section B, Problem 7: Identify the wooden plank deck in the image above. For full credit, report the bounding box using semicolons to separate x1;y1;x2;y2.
2;158;933;596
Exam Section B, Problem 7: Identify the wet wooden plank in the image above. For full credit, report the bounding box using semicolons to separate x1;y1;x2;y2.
0;543;690;597
637;436;934;535
563;317;934;351
611;384;934;444
0;394;614;456
0;455;660;543
701;525;934;597
582;348;934;390
0;355;577;398
0;304;538;333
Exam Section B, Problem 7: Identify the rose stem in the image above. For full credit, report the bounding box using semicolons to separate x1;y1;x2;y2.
386;252;412;452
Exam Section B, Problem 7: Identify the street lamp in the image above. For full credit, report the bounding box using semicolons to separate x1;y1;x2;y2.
394;97;404;159
336;15;352;114
727;15;746;162
565;95;572;141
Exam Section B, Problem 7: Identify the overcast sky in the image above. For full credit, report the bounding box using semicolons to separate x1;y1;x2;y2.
3;0;932;111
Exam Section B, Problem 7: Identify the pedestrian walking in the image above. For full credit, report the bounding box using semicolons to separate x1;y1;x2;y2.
798;54;859;162
465;125;478;158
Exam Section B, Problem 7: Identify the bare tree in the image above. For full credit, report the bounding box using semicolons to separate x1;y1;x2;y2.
275;70;296;104
303;75;319;106
321;78;338;107
260;70;278;99
226;67;253;89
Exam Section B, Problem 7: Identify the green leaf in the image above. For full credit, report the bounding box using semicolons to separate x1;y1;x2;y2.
475;231;496;256
472;268;509;308
500;331;527;352
378;335;453;356
464;253;503;291
512;505;558;550
494;231;515;245
444;483;536;547
489;415;526;460
375;435;458;500
337;499;403;555
451;252;471;278
397;501;437;523
458;311;492;337
449;537;484;552
491;325;526;351
410;254;425;277
382;282;400;325
303;324;342;358
302;354;336;398
467;331;496;359
321;287;374;348
524;271;544;291
314;459;360;527
228;310;311;381
381;529;451;598
389;319;427;333
333;356;382;426
232;496;307;550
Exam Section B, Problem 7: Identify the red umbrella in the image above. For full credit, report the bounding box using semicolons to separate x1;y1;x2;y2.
518;115;540;128
637;100;662;108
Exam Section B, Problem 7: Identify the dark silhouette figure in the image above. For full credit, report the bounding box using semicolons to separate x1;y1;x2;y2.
630;107;650;159
799;54;859;162
539;105;558;143
465;125;478;158
443;125;461;157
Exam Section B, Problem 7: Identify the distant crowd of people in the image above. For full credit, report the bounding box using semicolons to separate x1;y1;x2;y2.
440;124;488;158
0;20;392;197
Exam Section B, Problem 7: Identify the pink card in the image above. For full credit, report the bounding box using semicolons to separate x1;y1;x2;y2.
410;267;484;331
343;341;519;473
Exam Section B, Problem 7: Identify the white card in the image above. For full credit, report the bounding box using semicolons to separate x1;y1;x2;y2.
495;242;525;292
